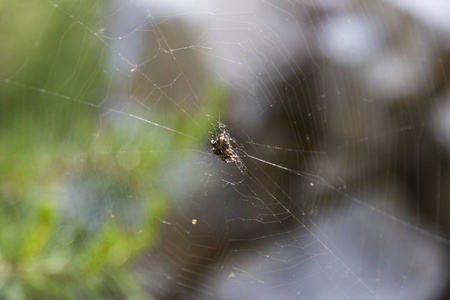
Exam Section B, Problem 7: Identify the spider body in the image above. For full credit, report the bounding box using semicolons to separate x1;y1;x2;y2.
211;129;238;163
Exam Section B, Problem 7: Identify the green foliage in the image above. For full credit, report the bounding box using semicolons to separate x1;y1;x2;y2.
0;116;167;299
0;0;226;298
0;0;221;299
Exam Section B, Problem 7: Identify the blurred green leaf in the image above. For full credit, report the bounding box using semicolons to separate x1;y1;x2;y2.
0;0;226;298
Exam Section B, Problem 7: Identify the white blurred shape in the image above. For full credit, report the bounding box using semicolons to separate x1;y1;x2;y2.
319;15;381;67
386;0;450;33
215;203;449;300
364;53;422;100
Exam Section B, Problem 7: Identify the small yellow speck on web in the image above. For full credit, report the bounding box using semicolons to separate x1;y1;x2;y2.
191;219;197;225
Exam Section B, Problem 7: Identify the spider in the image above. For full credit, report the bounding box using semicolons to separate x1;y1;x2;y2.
211;129;238;163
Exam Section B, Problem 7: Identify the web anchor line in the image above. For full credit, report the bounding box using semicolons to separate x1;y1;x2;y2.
0;78;199;141
243;152;450;246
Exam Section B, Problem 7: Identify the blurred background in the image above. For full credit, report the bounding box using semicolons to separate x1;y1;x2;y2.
1;0;450;299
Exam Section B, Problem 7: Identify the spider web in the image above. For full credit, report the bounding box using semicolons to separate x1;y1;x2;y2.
2;0;450;299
